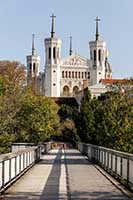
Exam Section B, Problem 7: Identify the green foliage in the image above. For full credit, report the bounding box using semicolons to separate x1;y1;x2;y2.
0;76;5;95
80;89;133;153
15;95;60;143
0;133;15;154
80;89;95;143
61;119;79;142
0;60;132;154
57;104;80;142
0;61;60;154
58;104;73;121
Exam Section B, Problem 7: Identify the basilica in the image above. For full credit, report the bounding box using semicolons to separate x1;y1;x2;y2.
26;15;112;97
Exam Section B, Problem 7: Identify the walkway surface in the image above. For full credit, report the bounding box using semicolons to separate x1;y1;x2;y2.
1;149;130;200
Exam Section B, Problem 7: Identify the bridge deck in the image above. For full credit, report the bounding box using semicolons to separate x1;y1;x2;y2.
1;149;129;200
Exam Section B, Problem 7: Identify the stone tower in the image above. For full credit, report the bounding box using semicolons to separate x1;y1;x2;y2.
44;14;62;97
26;34;40;88
89;17;110;85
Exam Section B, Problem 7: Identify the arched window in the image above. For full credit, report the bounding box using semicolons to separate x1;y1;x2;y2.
72;71;74;78
65;71;68;78
94;50;96;61
62;71;64;78
49;47;51;59
78;72;80;78
33;63;36;73
73;86;79;95
53;47;56;59
98;49;101;61
57;48;59;58
69;71;71;78
90;51;93;59
75;71;77;78
29;63;32;73
88;72;90;79
85;72;87;78
63;85;70;96
82;72;84;79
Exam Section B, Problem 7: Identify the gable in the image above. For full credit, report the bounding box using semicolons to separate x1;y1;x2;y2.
61;54;89;67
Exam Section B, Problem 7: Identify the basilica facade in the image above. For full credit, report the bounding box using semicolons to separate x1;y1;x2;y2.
26;15;112;97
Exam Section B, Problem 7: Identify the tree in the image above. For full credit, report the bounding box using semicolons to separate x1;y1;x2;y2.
15;95;60;143
0;61;26;87
0;60;61;153
61;119;79;142
57;104;80;142
94;92;120;147
114;95;133;152
80;88;95;143
79;89;133;153
0;61;26;153
58;104;73;121
94;91;133;152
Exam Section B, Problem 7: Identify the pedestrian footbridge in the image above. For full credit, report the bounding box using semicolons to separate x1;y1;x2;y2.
0;143;132;199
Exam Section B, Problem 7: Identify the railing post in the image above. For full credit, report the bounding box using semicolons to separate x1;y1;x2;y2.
23;153;25;170
120;157;123;177
29;151;31;164
26;152;28;167
107;152;109;170
111;153;113;172
99;149;100;164
98;149;100;163
104;151;106;168
9;159;11;181
95;147;98;163
15;156;17;176
2;161;5;188
102;150;103;166
77;142;133;191
115;155;117;174
19;155;21;173
127;158;130;184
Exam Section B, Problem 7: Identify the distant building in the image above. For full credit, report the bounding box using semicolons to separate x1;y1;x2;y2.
26;15;112;97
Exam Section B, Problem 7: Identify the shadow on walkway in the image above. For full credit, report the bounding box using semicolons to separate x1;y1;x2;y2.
0;149;129;200
40;148;63;200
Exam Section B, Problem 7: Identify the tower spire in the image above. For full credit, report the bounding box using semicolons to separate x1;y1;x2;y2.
50;14;56;38
95;17;100;41
32;34;35;55
69;36;72;55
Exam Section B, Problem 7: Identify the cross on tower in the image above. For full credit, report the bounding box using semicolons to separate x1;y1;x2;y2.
32;34;35;55
50;14;56;38
95;17;100;41
69;36;72;56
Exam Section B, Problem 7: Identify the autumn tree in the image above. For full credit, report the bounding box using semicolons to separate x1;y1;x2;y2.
0;61;26;153
0;60;26;87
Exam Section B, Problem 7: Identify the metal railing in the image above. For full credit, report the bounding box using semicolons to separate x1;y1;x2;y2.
77;143;133;190
0;146;41;193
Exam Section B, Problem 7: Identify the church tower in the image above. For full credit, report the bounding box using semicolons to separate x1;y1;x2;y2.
26;34;40;88
89;17;110;85
44;14;62;97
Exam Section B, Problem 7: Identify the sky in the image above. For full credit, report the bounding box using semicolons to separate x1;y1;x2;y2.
0;0;132;78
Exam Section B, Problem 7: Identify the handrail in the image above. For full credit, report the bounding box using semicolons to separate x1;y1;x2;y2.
77;143;133;191
0;146;41;193
0;147;38;161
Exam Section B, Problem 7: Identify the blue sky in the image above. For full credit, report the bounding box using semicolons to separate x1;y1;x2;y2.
0;0;132;78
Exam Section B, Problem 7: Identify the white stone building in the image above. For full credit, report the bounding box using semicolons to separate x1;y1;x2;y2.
26;15;112;97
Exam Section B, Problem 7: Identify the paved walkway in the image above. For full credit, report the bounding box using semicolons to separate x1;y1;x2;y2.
1;149;129;200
